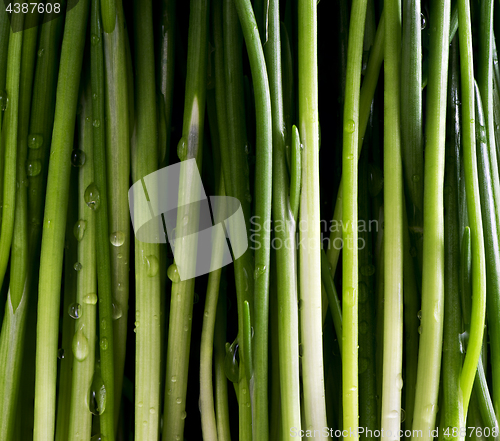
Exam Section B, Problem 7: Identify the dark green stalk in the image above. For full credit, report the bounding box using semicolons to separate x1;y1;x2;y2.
91;0;115;438
102;0;129;426
163;1;209;440
132;1;161;439
474;81;500;426
290;126;301;222
33;1;90;439
441;34;463;441
457;0;487;418
0;16;23;296
401;0;423;211
321;250;342;352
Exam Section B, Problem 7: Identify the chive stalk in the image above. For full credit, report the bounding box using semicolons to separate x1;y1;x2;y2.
381;1;404;437
33;1;90;439
298;0;328;432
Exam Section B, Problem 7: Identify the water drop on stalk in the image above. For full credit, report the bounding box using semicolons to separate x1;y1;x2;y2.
88;374;106;415
91;34;100;46
417;309;422;320
112;301;123;320
171;375;177;383
359;357;369;373
27;133;43;149
68;302;82;319
26;160;42;177
224;341;239;383
360;264;375;277
100;338;108;350
358;282;368;303
146;255;159;277
254;264;267;279
57;348;65;359
71;149;86;167
74;262;83;271
420;13;427;30
72;327;89;361
344;119;355;133
167;263;180;283
359;321;369;334
177;137;188;160
0;90;8;110
83;293;98;305
73;219;87;241
110;230;125;246
84;183;101;210
93;119;101;128
176;397;182;404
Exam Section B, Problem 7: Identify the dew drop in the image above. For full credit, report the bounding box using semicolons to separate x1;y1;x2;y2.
344;119;355;133
182;215;189;226
344;286;357;307
171;376;177;383
26;160;42;177
93;93;98;100
168;264;181;283
100;338;108;350
28;133;43;149
361;264;375;277
401;408;406;423
73;219;87;241
359;321;369;334
84;293;98;305
0;90;7;111
37;48;45;57
74;262;83;271
298;299;304;310
358;282;369;303
245;192;252;203
224;342;239;383
72;328;89;361
58;348;65;359
91;34;100;46
101;318;107;330
359;357;369;374
396;373;403;390
146;255;159;277
177;137;188;161
181;411;187;420
138;401;143;408
112;301;123;320
176;397;182;404
84;183;101;210
150;407;155;414
412;174;421;182
71;149;86;167
254;264;267;279
418;325;422;334
68;302;82;319
89;375;106;415
193;292;199;304
421;13;427;30
93;120;101;128
417;309;422;320
110;231;125;247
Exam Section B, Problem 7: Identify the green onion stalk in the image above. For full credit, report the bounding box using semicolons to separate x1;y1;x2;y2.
163;1;209;440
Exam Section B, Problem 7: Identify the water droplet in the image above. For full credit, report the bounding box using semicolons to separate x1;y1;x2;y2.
146;255;159;277
401;408;406;422
396;373;403;390
112;301;123;320
101;318;107;330
359;321;369;334
183;215;189;226
74;262;83;271
417;310;422;320
68;302;82;319
298;299;304;310
138;401;143;408
26;160;42;177
244;143;250;154
168;264;180;283
150;407;155;414
84;183;101;210
91;34;100;46
388;409;399;419
358;282;369;303
224;342;239;383
181;411;187;419
37;48;45;57
359;357;369;374
176;397;182;404
100;338;108;350
110;231;125;247
93;93;98;100
72;328;89;361
245;192;252;203
58;348;65;359
344;119;355;133
28;133;43;149
344;286;357;307
412;174;420;182
421;13;427;30
361;264;375;277
171;376;177;383
177;137;188;160
73;219;87;241
84;293;98;305
89;374;106;415
254;264;267;279
418;325;422;334
93;120;101;128
71;149;86;167
193;292;199;304
0;90;7;111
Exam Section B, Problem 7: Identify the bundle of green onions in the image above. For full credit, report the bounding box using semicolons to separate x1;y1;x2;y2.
1;0;500;440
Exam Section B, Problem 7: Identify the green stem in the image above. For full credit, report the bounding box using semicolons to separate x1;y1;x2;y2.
33;2;90;439
68;74;97;441
457;0;487;420
131;1;161;439
102;0;130;427
381;0;404;435
412;0;450;439
342;0;368;436
163;1;209;440
91;0;115;437
298;0;328;432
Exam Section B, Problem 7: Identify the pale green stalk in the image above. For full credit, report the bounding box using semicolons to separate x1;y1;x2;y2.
298;0;328;433
33;1;90;439
381;1;404;439
411;1;450;439
342;0;368;437
131;1;161;439
68;78;97;441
